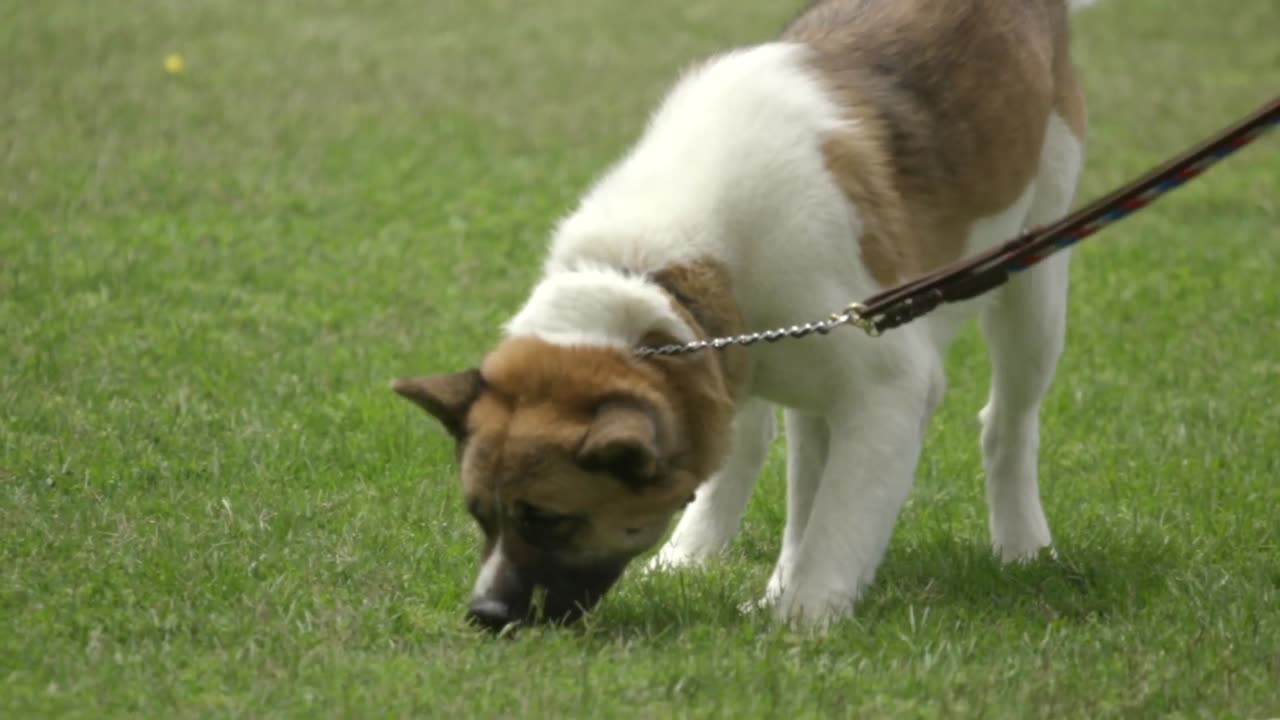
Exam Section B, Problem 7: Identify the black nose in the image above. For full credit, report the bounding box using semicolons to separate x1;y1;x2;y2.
467;597;517;632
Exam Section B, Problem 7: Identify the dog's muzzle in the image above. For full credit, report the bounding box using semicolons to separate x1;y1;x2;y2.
466;546;626;632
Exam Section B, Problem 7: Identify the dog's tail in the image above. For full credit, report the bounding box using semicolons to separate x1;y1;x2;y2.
1068;0;1100;11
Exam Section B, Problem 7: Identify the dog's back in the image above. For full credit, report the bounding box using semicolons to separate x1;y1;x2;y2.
783;0;1086;282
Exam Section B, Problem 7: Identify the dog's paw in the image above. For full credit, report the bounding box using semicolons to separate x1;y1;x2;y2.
740;585;854;630
771;587;856;630
742;565;788;616
642;545;701;574
992;521;1054;564
995;541;1057;565
737;597;768;616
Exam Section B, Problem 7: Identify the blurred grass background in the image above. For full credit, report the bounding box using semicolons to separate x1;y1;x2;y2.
2;0;1278;716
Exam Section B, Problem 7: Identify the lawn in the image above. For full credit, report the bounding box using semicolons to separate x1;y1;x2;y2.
2;0;1278;717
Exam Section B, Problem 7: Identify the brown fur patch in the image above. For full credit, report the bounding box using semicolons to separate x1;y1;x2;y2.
1049;8;1088;138
784;0;1084;284
649;258;751;398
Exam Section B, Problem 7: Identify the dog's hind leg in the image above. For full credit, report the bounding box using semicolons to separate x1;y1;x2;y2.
979;112;1083;562
978;254;1067;562
647;397;776;570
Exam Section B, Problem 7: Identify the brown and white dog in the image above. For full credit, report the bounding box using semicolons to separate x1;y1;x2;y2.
395;0;1095;629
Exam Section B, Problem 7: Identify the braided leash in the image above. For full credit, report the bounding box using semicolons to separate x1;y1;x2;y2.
636;95;1280;358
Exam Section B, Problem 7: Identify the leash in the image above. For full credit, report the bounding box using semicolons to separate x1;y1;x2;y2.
636;95;1280;358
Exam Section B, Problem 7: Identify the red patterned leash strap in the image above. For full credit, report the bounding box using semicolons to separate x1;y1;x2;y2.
851;95;1280;335
635;96;1279;357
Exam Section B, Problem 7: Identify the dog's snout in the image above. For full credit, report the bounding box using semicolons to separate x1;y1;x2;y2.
468;544;531;632
466;597;518;632
468;536;633;631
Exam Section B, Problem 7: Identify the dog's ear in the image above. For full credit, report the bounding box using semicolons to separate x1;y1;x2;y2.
391;369;484;440
578;402;661;487
637;328;692;358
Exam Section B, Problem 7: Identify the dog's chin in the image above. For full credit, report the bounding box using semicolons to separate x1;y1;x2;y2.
538;561;628;625
467;559;629;633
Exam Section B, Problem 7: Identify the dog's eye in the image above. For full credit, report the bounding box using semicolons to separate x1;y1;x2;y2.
515;501;572;538
624;528;643;536
464;496;496;534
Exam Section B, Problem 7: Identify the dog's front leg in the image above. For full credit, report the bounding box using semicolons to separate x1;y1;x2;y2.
767;381;932;627
647;398;776;571
761;409;829;605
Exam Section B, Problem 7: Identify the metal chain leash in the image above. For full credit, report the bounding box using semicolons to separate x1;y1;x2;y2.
633;303;878;358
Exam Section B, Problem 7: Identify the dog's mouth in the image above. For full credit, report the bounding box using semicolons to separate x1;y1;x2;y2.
466;559;627;633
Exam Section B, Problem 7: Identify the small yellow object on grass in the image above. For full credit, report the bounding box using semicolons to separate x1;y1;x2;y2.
164;53;185;75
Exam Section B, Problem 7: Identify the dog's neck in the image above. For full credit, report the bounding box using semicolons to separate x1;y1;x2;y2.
503;261;750;399
503;264;695;350
647;260;751;399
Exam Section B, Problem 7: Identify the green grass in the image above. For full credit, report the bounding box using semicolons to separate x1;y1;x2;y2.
3;0;1278;716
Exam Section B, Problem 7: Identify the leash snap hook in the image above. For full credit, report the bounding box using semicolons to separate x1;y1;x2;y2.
838;302;881;337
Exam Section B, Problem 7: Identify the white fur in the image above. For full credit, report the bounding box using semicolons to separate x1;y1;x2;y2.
472;541;507;598
980;112;1083;561
505;265;695;349
650;398;776;568
509;44;1084;626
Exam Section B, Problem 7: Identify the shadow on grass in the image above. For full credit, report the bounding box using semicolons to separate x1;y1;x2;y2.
576;527;1176;641
859;528;1176;623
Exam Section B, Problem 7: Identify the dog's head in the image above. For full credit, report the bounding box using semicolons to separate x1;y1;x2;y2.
394;335;733;631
